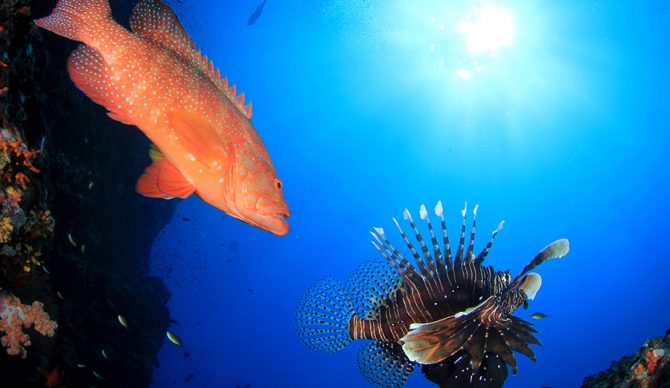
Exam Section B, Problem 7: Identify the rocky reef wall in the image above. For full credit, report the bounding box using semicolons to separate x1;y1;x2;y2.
583;330;670;388
1;0;176;386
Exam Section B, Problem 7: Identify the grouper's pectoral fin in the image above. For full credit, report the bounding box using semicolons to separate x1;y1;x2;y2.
136;159;195;199
167;111;231;166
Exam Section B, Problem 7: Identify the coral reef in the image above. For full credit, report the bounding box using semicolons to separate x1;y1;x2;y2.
1;0;53;287
0;128;52;279
582;329;670;388
0;0;175;385
0;288;57;358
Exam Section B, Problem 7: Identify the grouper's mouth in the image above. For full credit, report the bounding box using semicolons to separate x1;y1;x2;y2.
252;198;290;236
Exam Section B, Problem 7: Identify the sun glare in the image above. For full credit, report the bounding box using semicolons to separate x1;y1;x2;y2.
458;5;516;55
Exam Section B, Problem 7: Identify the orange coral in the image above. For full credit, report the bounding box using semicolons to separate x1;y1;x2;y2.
0;134;41;190
0;289;57;358
644;349;665;374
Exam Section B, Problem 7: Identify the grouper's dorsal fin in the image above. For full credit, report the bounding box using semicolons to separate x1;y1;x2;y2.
130;0;253;120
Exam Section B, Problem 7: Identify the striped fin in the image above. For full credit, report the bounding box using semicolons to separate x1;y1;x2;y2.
435;201;454;272
370;228;423;287
295;278;354;353
401;296;540;374
372;202;507;302
404;208;437;275
129;0;253;120
420;204;448;278
474;220;504;265
393;212;441;299
357;341;415;388
345;259;404;320
454;202;468;269
421;350;509;387
465;204;479;264
393;215;431;278
515;239;570;280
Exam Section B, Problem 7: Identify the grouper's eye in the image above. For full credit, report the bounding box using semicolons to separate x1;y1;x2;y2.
273;178;283;192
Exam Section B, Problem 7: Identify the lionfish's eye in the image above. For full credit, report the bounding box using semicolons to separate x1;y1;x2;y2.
273;178;283;191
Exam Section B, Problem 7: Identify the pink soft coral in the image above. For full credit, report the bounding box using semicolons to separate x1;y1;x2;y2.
0;289;57;358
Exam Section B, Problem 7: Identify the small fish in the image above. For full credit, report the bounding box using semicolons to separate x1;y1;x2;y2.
183;351;190;359
296;202;569;387
101;348;108;359
57;291;64;300
80;244;87;254
531;312;549;320
184;374;194;382
118;314;128;329
36;0;290;236
247;0;267;26
88;181;94;190
42;265;50;274
76;363;86;368
67;233;77;247
92;371;106;381
166;331;183;347
182;217;189;222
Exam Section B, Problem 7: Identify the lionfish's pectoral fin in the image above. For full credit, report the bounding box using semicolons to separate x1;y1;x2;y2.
516;239;569;280
401;296;496;366
401;296;540;374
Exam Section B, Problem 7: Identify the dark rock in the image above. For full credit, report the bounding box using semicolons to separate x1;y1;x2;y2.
582;330;670;388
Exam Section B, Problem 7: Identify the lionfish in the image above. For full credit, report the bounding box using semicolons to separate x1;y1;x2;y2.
296;202;569;387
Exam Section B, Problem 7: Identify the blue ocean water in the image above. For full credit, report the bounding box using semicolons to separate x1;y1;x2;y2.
148;0;670;387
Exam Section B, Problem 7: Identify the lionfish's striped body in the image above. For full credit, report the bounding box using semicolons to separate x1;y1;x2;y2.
296;202;568;387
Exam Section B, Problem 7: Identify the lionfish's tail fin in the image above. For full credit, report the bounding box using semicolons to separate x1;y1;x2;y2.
357;341;415;388
401;296;540;374
515;239;569;281
295;278;354;352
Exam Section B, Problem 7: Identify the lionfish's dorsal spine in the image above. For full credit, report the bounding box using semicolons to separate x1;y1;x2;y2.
393;215;431;279
435;201;454;272
397;210;442;299
404;208;437;276
370;229;423;288
455;202;468;270
466;204;479;264
420;204;448;280
371;202;507;292
475;220;505;265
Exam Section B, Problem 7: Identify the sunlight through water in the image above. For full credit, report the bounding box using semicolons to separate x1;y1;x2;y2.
458;5;516;55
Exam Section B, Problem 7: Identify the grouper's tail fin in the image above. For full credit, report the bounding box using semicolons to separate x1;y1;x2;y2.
295;278;355;352
34;0;112;45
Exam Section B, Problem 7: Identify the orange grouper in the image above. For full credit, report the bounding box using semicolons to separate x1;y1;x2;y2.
35;0;290;236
